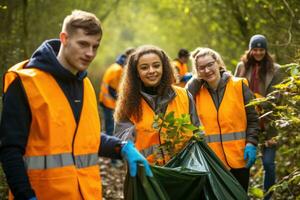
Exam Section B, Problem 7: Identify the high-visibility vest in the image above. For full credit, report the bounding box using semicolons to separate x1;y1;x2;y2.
173;60;188;77
196;77;247;169
98;63;123;109
173;60;189;87
130;86;192;165
4;61;102;200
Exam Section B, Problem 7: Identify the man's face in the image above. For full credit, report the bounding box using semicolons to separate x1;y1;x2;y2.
62;29;101;74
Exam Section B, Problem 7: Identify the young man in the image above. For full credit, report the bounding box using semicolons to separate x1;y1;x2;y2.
0;10;152;200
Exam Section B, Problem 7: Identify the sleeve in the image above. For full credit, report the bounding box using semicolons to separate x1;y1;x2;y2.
185;77;203;98
98;133;122;159
113;119;136;142
0;78;36;199
187;91;201;128
234;62;243;77
242;82;260;145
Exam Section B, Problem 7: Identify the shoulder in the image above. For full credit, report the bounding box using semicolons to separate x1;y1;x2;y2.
185;77;203;97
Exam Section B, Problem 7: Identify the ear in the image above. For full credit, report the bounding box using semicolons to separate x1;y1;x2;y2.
60;32;69;46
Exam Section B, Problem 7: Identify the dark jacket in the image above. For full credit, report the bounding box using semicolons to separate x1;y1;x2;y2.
235;62;285;139
186;72;259;145
0;39;122;200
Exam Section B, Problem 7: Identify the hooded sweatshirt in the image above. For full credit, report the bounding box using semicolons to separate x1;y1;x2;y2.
0;39;122;199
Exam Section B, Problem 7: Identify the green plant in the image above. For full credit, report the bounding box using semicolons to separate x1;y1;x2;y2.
247;63;300;199
152;111;203;165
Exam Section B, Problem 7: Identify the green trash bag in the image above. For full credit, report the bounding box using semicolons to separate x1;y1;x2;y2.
124;140;248;200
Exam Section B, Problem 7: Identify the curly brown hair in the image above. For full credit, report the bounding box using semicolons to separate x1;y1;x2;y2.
114;45;175;122
240;50;275;81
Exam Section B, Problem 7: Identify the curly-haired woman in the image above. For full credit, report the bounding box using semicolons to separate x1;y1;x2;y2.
114;45;201;165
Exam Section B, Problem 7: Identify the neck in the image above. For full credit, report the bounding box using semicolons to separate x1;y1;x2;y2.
57;49;78;75
207;75;221;90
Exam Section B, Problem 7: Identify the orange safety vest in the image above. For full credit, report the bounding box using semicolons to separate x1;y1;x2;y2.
98;63;123;109
130;86;192;165
196;77;247;169
4;61;102;200
173;60;188;77
173;60;189;87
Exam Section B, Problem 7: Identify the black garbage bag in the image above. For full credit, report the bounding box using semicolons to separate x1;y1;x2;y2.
124;140;248;200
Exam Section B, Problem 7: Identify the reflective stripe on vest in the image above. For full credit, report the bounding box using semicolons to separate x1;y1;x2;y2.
205;131;246;143
24;153;98;170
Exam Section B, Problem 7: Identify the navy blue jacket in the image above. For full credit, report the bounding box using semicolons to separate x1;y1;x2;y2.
0;39;122;200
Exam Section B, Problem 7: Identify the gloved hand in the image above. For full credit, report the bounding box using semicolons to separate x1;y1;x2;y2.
244;143;257;168
28;197;37;200
181;73;193;82
121;141;153;177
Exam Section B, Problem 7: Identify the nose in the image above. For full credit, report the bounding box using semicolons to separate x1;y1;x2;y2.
86;47;95;58
148;66;155;73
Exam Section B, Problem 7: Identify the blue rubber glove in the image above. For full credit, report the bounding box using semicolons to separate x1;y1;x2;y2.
182;73;193;82
244;143;257;168
28;197;37;200
121;141;153;177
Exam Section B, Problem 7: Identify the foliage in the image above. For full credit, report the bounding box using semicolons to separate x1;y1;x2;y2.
247;63;300;199
152;111;203;165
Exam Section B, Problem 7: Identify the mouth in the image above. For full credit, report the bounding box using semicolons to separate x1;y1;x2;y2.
80;58;91;65
147;76;158;81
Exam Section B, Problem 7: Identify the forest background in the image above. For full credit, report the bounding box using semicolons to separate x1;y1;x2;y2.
0;0;299;199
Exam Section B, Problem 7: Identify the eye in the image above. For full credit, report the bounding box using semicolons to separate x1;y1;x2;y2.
139;65;149;71
153;63;161;68
93;45;99;51
207;62;215;68
78;41;88;48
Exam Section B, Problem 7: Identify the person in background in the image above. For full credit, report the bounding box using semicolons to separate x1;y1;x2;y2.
173;48;192;87
98;48;135;137
0;10;151;200
235;34;285;200
114;45;201;166
186;47;259;192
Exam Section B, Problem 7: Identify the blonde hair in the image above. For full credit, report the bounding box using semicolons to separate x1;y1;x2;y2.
190;47;226;75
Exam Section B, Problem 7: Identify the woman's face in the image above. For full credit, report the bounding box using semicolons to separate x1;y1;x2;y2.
137;53;163;87
196;55;220;84
251;47;266;61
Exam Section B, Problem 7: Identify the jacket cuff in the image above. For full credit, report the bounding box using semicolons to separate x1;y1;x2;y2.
14;188;36;200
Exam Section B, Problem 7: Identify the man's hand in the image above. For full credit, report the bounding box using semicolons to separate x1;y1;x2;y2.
244;143;257;168
121;141;153;177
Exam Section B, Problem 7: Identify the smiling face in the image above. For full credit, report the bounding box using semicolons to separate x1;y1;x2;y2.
137;53;163;87
250;47;266;62
60;28;101;74
196;55;221;87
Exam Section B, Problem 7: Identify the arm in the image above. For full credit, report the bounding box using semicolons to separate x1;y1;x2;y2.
98;133;123;159
242;82;260;145
114;119;136;141
234;62;244;77
0;78;36;199
187;91;201;127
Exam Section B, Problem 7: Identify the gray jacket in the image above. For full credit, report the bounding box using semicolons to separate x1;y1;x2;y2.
186;72;259;145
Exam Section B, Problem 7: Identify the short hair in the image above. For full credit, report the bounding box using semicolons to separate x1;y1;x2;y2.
62;10;102;36
178;48;190;58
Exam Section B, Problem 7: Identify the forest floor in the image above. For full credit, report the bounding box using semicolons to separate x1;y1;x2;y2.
100;157;126;200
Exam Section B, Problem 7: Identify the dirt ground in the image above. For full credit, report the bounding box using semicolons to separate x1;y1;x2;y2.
99;157;127;200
